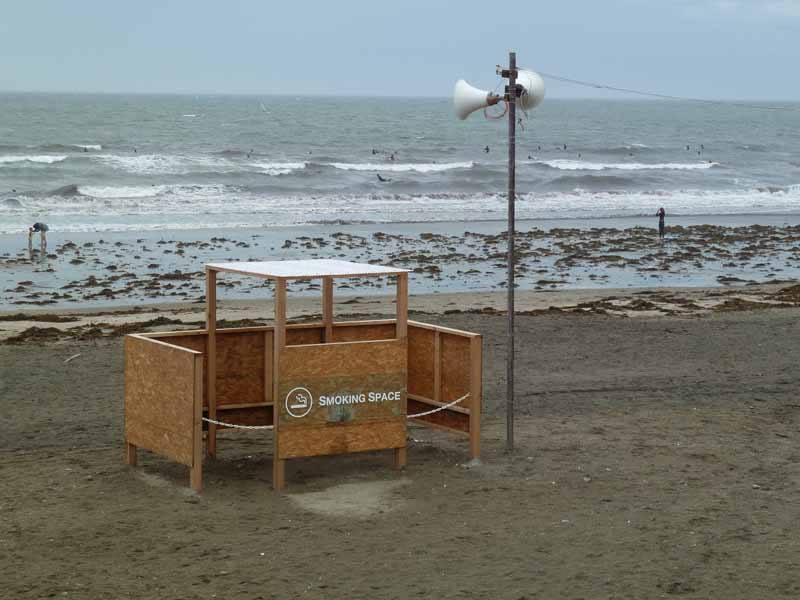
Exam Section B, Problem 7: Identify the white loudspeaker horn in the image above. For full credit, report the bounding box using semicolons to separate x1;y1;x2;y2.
453;79;498;120
453;70;545;119
516;69;545;111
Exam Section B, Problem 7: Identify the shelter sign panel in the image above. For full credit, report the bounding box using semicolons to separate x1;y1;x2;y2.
277;339;407;459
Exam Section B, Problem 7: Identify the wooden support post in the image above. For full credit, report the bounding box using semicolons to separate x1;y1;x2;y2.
191;353;203;492
506;50;517;452
264;330;273;404
190;464;202;492
206;268;217;458
322;276;333;342
395;272;408;469
273;278;287;490
433;330;441;403
273;456;286;490
393;447;407;469
125;442;137;466
396;273;408;339
469;336;483;460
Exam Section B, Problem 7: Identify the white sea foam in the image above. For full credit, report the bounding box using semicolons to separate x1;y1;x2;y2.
0;155;67;164
520;186;800;218
5;186;800;234
535;159;718;171
249;161;307;175
78;183;229;201
327;161;473;173
95;154;232;175
78;185;171;198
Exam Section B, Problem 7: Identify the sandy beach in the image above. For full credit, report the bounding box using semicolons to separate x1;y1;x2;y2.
3;286;800;598
5;2;800;597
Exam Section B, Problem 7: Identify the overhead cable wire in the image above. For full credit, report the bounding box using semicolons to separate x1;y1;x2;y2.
533;70;800;112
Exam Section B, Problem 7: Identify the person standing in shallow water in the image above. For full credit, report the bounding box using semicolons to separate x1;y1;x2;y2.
29;222;49;254
656;208;666;240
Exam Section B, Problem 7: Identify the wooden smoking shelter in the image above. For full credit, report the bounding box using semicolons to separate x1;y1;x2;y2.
124;259;482;491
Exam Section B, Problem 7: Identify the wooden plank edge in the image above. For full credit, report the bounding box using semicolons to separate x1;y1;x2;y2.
408;320;482;338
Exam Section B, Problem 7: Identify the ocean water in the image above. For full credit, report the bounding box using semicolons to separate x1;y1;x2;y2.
1;93;800;234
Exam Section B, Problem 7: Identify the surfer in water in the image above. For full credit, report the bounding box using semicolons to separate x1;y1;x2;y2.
484;145;490;153
376;174;391;183
656;207;666;240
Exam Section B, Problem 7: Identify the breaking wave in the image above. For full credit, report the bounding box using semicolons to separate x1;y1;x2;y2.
94;154;232;175
39;143;102;152
95;154;308;176
326;161;473;173
4;186;800;233
534;159;719;171
74;183;229;200
0;155;67;165
249;161;307;176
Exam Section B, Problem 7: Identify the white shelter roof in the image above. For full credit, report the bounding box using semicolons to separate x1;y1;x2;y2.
206;259;409;280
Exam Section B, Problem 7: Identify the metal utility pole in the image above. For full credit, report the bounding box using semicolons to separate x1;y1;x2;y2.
455;51;544;453
505;52;517;452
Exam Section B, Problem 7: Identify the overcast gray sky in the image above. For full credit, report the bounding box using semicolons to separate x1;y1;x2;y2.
1;0;798;99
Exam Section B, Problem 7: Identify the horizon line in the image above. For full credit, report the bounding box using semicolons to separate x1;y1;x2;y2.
1;89;799;103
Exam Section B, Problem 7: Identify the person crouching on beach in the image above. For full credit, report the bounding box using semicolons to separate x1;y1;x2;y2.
29;222;49;254
656;208;666;240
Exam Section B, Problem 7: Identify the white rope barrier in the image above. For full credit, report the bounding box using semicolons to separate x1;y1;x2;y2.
407;393;469;419
201;393;469;429
202;417;274;430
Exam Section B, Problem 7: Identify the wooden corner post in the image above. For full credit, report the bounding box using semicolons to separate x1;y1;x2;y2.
396;273;408;339
125;442;138;466
322;276;333;342
273;278;287;490
206;267;217;458
469;335;483;459
191;353;204;491
394;272;409;469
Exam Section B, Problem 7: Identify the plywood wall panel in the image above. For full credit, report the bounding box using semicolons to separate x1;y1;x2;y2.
278;420;405;459
408;325;435;399
124;336;199;467
281;339;406;380
217;331;265;407
152;334;209;404
287;327;324;346
332;323;396;343
440;333;471;410
277;339;407;459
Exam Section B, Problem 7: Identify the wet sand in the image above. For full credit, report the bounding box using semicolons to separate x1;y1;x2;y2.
4;217;800;309
2;281;799;343
3;290;800;598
